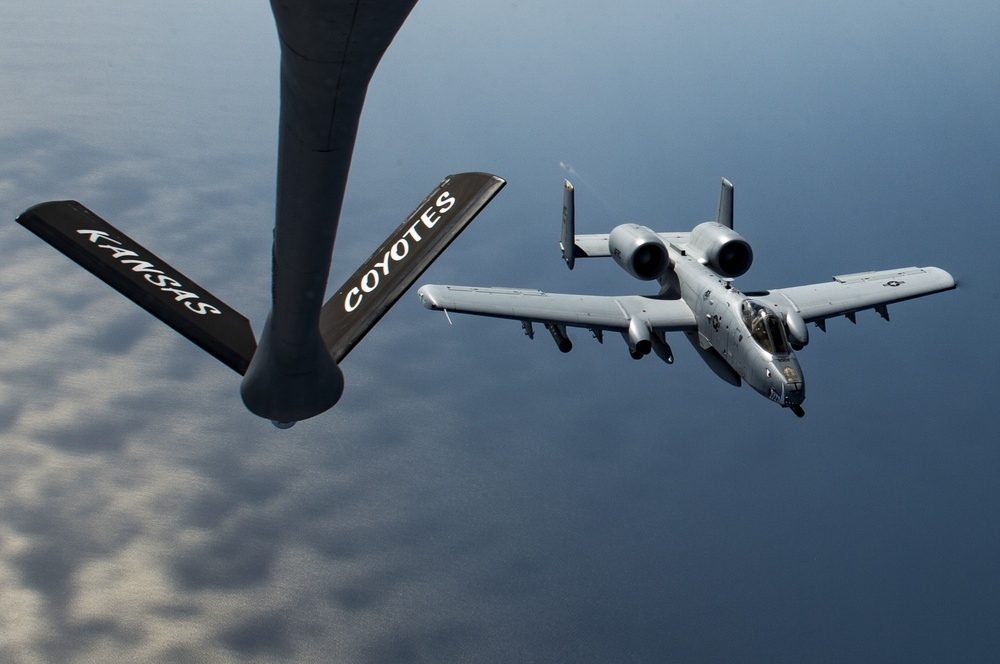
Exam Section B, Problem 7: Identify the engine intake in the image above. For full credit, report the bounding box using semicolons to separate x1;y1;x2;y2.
688;222;753;278
608;224;670;281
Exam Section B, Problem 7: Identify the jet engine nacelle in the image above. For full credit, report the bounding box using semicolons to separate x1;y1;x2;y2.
608;224;671;281
688;222;754;278
783;308;809;349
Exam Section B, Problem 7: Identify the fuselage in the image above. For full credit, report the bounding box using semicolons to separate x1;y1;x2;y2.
667;245;806;410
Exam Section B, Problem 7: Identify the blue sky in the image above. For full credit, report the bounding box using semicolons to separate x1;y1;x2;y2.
1;1;998;661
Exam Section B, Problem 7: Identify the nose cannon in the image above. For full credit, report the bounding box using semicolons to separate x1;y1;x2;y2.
780;372;806;418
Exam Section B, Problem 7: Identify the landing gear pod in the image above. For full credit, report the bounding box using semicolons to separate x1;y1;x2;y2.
626;317;652;357
784;309;809;349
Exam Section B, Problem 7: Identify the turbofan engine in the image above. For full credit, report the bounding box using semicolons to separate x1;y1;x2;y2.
608;224;671;280
687;222;753;278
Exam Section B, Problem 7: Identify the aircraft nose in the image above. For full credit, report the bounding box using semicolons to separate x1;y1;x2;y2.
769;362;805;406
784;380;805;405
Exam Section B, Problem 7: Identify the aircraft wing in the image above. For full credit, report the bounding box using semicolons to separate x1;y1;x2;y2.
756;266;955;323
417;285;698;333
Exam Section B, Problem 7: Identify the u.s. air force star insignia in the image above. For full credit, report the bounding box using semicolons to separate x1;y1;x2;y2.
885;280;903;287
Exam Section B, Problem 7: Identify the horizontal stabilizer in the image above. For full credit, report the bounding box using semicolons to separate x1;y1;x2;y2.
320;172;506;362
16;201;257;374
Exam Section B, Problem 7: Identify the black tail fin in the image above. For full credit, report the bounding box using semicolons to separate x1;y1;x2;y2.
320;172;505;362
16;201;257;374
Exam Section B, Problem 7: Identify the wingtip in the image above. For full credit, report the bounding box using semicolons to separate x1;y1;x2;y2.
924;266;957;291
417;285;439;310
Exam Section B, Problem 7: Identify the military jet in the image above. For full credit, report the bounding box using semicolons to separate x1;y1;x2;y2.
417;179;955;417
14;0;505;427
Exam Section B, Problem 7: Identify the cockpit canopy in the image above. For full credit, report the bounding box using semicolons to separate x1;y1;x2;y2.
742;300;791;355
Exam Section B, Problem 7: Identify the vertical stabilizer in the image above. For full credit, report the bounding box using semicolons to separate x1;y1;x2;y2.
716;178;734;229
561;180;576;269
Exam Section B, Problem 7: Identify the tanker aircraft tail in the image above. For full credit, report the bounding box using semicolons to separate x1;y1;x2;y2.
16;172;504;400
12;0;503;426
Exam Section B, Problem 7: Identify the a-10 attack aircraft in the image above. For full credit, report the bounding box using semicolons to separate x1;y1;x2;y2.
15;0;505;427
418;179;955;417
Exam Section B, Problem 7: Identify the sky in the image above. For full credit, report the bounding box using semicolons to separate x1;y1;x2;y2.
1;0;998;661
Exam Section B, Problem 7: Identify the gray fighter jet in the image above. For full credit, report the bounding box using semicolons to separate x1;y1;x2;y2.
418;179;955;417
15;1;505;427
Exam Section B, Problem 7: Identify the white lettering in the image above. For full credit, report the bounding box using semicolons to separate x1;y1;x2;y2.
344;287;362;312
404;222;423;242
390;239;409;261
420;207;441;228
185;301;221;315
78;229;119;244
98;244;138;259
76;227;225;317
436;191;456;213
160;287;200;302
342;190;465;313
373;251;391;276
361;269;379;293
120;259;164;274
144;273;182;289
